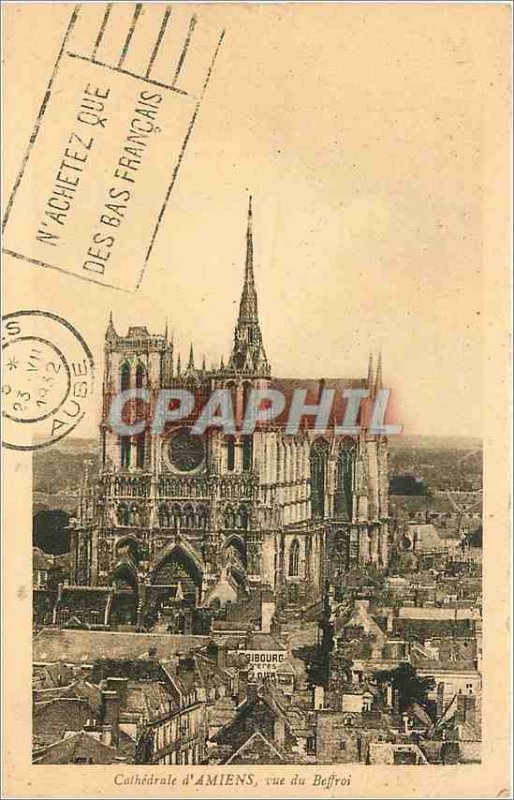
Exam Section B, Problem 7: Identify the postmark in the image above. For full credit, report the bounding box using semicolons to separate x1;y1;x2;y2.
1;311;94;450
2;5;225;292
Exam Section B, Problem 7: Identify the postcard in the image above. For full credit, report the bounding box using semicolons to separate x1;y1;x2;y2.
1;3;511;798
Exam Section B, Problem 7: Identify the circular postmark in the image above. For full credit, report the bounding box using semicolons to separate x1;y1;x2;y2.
2;311;94;450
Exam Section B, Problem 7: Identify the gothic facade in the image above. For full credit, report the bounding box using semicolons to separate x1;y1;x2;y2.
70;200;390;627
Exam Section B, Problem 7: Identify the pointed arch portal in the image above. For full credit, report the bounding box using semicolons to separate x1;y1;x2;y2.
149;541;204;606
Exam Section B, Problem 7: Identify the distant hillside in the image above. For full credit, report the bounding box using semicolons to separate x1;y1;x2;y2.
33;441;98;514
389;435;482;451
33;434;482;512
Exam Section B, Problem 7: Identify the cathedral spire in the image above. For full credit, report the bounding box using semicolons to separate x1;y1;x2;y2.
229;196;271;376
375;350;383;392
105;311;117;347
367;352;374;391
187;343;195;370
238;195;258;324
177;352;181;375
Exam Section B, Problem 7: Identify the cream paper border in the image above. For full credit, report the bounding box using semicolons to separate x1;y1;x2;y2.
2;2;512;797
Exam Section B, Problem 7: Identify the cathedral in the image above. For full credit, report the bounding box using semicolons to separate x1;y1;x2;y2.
70;199;390;629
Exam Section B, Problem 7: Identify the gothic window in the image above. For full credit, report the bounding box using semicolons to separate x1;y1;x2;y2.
242;435;252;471
310;439;329;518
117;503;130;526
238;506;249;530
226;436;235;472
224;507;235;529
171;504;182;529
136;433;145;469
242;382;252;421
335;442;355;521
120;362;131;392
197;507;208;530
184;504;194;528
289;538;300;576
135;364;145;389
159;505;170;527
120;437;131;468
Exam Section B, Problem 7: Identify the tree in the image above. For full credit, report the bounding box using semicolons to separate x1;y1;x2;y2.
33;509;71;554
374;662;435;713
389;475;431;496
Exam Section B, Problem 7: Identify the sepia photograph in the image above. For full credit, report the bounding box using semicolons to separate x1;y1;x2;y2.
1;1;511;797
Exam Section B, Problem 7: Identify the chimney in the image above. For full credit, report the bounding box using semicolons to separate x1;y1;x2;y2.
402;713;409;734
106;677;129;708
177;654;195;676
385;682;393;709
216;643;228;670
237;668;250;705
393;689;401;714
273;717;286;748
246;682;259;704
436;682;445;718
101;690;120;746
386;609;394;633
261;591;275;634
456;694;476;726
442;741;460;765
313;685;325;711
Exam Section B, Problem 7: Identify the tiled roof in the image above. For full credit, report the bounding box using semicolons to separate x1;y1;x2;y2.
125;681;176;720
33;730;118;764
33;628;209;664
245;633;287;651
226;731;285;764
33;698;92;749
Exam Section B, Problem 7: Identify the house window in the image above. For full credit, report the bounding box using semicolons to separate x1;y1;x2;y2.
339;740;347;751
289;539;300;576
307;736;316;754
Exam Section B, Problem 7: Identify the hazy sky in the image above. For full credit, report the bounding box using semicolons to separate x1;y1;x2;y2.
4;3;508;439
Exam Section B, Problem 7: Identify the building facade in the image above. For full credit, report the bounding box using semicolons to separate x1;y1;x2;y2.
70;200;390;626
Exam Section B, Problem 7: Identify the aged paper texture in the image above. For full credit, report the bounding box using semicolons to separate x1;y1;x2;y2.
1;2;511;798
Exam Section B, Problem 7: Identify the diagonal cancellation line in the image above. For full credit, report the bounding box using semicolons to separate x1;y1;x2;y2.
172;13;197;88
92;3;113;61
2;5;81;233
118;3;143;69
136;28;226;291
200;28;225;98
146;6;172;79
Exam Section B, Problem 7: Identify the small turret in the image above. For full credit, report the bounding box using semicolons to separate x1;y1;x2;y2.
105;312;117;348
